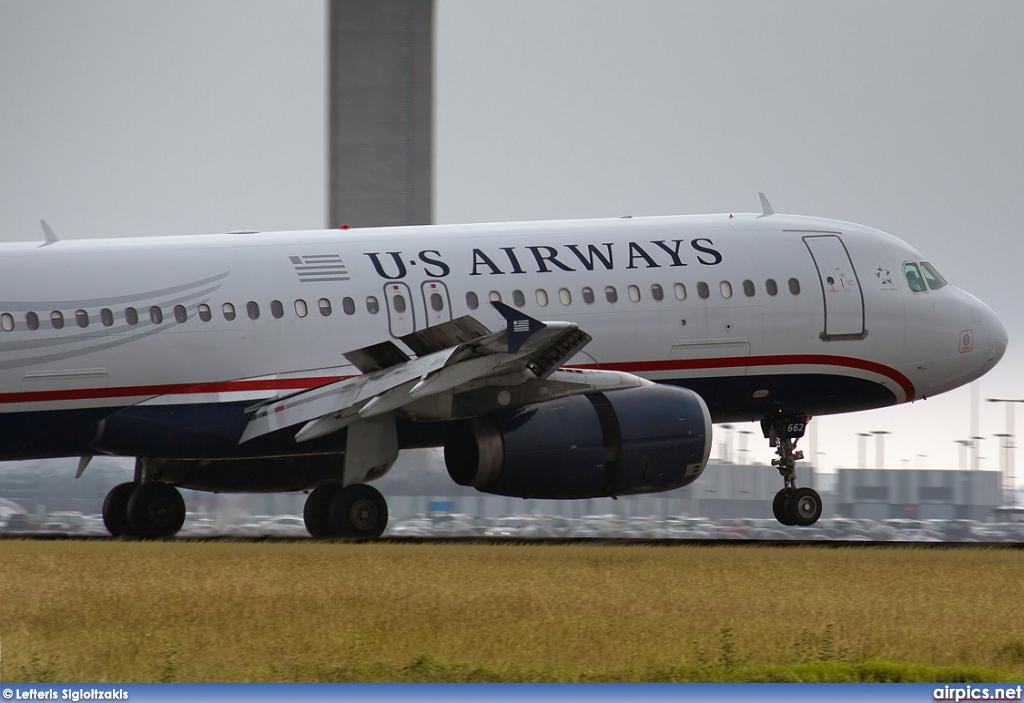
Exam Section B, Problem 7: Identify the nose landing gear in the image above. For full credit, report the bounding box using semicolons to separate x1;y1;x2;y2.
762;414;822;527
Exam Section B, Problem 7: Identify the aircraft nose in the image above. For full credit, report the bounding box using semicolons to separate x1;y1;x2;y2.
976;302;1008;368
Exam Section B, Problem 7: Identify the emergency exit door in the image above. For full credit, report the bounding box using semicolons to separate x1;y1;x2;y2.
383;281;416;338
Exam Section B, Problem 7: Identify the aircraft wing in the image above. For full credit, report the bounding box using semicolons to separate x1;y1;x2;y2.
238;302;595;445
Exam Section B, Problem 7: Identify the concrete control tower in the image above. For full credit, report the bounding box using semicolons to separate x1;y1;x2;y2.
328;0;433;228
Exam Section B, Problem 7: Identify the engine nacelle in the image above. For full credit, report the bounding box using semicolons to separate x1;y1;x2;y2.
444;384;712;499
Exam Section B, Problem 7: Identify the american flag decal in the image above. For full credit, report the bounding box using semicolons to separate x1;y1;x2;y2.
513;319;530;333
289;254;350;283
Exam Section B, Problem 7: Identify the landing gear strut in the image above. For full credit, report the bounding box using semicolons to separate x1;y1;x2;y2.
762;414;822;527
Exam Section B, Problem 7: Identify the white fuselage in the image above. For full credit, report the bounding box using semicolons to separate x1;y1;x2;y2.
0;212;1006;461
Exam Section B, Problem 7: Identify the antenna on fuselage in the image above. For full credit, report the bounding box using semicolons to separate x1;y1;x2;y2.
757;193;775;218
39;220;59;247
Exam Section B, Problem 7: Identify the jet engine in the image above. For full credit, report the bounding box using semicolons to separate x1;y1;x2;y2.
444;384;712;499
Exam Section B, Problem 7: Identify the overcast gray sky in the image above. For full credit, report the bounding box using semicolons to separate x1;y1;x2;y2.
1;0;1023;475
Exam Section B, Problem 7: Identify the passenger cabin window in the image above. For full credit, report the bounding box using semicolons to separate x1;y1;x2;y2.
743;280;755;297
512;290;526;307
75;309;89;328
788;278;801;295
651;284;664;302
26;312;39;330
366;296;380;314
628;285;641;303
150;306;163;324
125;307;139;325
605;286;618;303
466;292;479;310
536;289;549;307
342;297;355;315
766;279;778;296
222;303;236;321
294;300;308;318
582;287;595;304
430;293;444;312
488;291;502;303
920;262;948;290
697;282;710;299
174;305;187;323
1;313;13;332
247;302;260;320
720;281;732;299
50;311;64;329
904;263;927;292
271;300;285;318
559;288;572;306
674;283;686;301
198;304;212;322
101;308;114;327
318;298;332;316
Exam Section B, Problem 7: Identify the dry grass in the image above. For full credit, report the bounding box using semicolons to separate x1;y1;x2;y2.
0;539;1023;681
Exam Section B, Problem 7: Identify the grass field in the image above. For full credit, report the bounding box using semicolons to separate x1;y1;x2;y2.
1;539;1023;682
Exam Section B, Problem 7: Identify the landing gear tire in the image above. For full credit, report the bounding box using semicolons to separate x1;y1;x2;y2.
328;484;389;539
772;488;796;526
304;482;342;538
126;482;186;537
763;413;824;527
102;481;140;537
790;487;822;527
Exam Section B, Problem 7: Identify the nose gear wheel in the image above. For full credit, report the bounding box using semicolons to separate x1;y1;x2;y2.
763;413;822;527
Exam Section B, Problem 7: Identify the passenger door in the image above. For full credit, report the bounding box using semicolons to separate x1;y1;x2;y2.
803;234;865;339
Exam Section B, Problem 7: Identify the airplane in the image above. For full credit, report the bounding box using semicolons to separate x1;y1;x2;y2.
0;195;1007;538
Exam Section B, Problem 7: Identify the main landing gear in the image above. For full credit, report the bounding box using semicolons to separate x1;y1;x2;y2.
761;414;823;527
101;470;389;539
303;482;389;539
102;481;186;537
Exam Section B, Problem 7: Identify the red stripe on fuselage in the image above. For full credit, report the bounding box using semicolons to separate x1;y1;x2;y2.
0;354;915;407
0;376;348;406
575;354;916;402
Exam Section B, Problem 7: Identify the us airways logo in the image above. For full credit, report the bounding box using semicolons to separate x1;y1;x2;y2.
290;254;350;283
364;239;723;280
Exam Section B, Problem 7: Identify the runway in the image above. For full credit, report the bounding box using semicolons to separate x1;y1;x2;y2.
3;533;1022;549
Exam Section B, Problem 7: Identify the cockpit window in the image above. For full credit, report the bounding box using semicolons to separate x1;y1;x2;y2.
904;262;927;292
920;262;948;290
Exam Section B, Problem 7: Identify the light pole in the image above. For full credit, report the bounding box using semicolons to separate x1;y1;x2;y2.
955;440;970;470
972;436;985;471
987;398;1024;505
720;424;733;463
857;432;871;469
872;430;891;470
994;433;1011;483
738;430;753;465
